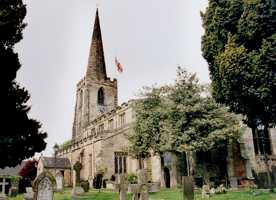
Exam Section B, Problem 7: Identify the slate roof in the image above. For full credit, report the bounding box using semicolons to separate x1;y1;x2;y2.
0;161;25;176
42;157;71;169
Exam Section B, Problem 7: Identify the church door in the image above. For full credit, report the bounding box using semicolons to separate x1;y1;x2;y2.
163;167;170;188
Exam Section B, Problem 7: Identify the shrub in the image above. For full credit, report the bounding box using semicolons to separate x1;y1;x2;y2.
110;175;116;181
127;173;138;184
80;180;90;192
93;174;103;189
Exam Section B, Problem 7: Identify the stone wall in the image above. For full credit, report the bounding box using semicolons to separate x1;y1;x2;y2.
72;78;117;139
241;128;276;173
58;103;152;184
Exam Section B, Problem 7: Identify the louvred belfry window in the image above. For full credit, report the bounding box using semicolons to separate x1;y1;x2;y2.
98;87;104;106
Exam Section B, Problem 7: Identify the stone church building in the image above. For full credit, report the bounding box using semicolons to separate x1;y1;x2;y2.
56;9;276;188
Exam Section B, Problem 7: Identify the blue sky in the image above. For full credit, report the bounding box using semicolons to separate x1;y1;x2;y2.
16;0;209;156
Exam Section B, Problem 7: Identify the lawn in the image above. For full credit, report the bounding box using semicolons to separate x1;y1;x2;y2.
10;188;276;200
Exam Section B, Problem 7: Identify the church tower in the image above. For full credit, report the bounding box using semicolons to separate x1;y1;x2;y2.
72;9;118;139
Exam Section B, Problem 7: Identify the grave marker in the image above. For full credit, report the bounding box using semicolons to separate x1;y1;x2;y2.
33;172;56;200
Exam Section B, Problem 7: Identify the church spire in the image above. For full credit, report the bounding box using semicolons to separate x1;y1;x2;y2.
86;8;107;81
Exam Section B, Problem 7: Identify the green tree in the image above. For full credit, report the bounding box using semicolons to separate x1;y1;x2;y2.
129;68;241;175
201;0;276;128
0;0;47;168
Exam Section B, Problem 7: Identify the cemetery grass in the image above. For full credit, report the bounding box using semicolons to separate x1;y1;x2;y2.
10;188;276;200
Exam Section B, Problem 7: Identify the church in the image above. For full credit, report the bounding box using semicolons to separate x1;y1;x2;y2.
56;9;276;189
56;9;166;187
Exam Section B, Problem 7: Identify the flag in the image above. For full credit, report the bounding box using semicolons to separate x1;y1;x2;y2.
115;57;123;73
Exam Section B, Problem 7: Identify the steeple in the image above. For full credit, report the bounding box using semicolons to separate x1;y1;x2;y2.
86;8;107;81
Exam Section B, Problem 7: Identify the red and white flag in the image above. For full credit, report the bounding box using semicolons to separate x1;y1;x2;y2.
115;57;123;73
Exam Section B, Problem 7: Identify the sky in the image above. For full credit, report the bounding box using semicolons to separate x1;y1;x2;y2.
16;0;209;156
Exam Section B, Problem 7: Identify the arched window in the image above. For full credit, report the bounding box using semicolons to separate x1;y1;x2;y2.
98;87;104;106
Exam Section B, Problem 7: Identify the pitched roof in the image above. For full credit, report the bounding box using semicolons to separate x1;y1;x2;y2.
41;157;71;169
0;161;25;176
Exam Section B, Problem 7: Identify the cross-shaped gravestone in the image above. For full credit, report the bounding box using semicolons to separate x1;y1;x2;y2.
0;178;8;195
72;162;84;196
73;162;82;187
132;169;149;200
115;174;128;200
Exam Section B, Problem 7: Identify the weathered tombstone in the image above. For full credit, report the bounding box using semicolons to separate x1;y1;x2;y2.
33;171;56;200
71;162;84;196
201;185;210;199
137;169;149;200
216;184;226;194
23;187;34;200
55;171;63;192
8;177;20;197
115;174;128;200
0;193;7;200
182;176;194;200
0;178;8;196
8;186;18;197
229;177;238;189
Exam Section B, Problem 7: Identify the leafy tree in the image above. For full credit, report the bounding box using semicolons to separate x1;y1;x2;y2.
19;159;38;180
201;0;276;128
129;68;241;175
0;0;47;168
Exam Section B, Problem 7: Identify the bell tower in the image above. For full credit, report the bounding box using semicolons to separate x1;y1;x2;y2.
72;9;118;139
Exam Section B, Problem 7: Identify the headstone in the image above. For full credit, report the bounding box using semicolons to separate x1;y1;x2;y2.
0;193;7;200
115;174;128;200
73;162;82;187
55;171;63;192
8;186;18;197
72;162;84;196
210;188;216;195
0;178;8;195
23;187;34;200
33;172;56;200
229;177;238;188
202;185;210;199
182;176;194;200
137;169;149;200
216;184;226;194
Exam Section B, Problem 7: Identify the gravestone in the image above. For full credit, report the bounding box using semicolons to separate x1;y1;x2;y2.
134;169;149;200
115;174;128;200
55;171;63;192
33;172;56;200
182;176;194;200
23;187;34;200
72;162;84;196
8;186;18;197
229;177;238;189
0;193;7;200
201;185;210;199
0;178;8;196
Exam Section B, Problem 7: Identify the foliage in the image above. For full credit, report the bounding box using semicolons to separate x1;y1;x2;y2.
201;0;276;128
93;174;103;189
73;161;82;171
58;140;72;150
129;68;241;157
110;174;116;181
127;173;138;184
80;180;90;192
0;0;47;168
18;159;37;181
